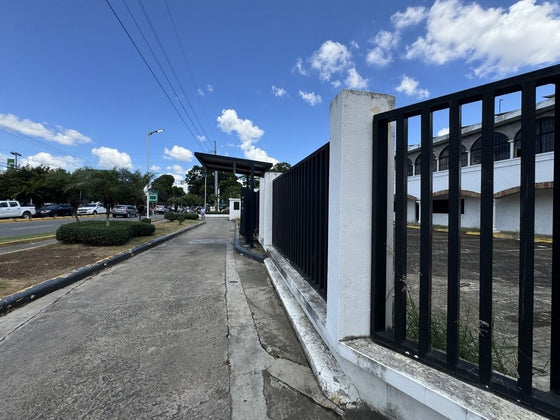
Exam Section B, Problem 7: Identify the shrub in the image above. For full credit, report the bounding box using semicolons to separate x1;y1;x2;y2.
177;214;186;225
56;220;154;246
184;212;199;220
141;218;152;224
164;212;178;221
129;221;156;236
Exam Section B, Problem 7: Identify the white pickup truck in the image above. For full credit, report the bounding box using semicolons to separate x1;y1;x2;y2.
0;200;36;219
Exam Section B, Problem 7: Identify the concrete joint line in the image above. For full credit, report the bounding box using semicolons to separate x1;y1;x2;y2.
225;244;271;420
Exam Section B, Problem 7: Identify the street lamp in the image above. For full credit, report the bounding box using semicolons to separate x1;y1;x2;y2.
146;129;164;218
10;151;21;170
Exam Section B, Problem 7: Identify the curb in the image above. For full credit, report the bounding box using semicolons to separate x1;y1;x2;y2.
233;229;266;263
0;222;206;316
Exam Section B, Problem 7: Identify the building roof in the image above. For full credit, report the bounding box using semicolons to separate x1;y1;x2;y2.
194;152;273;177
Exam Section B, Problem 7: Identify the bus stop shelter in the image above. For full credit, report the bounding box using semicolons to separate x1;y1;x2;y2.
194;152;272;246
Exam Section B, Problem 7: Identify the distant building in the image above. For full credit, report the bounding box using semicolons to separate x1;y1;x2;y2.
406;96;555;235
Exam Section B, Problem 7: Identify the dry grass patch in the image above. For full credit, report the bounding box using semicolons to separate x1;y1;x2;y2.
0;220;201;299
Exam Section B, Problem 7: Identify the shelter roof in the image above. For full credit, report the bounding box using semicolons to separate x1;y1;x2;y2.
194;152;273;177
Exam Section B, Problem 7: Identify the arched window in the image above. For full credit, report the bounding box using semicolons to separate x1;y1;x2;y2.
494;132;509;161
414;153;436;175
470;139;482;165
470;132;510;165
439;144;468;171
513;116;554;157
407;158;413;176
537;117;554;153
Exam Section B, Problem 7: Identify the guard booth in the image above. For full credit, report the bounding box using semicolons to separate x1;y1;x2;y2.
194;152;272;247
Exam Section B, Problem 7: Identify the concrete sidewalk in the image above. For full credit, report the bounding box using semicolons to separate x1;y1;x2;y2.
0;219;357;419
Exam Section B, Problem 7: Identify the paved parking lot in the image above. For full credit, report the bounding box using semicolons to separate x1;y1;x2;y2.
404;228;552;391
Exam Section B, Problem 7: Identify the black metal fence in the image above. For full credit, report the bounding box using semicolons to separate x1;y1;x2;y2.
372;65;560;417
272;143;329;299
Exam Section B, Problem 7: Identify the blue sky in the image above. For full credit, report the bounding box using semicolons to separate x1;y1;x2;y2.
2;0;560;185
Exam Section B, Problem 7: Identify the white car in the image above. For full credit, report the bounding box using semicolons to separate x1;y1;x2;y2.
77;202;107;215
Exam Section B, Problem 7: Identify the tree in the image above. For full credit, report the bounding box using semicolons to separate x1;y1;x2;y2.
270;162;292;173
151;174;175;202
65;169;148;225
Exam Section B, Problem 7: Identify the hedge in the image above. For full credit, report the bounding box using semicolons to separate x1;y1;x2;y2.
164;212;199;221
56;220;155;246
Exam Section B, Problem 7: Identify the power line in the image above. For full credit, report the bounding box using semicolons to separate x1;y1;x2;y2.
105;0;212;153
163;0;215;151
137;0;210;143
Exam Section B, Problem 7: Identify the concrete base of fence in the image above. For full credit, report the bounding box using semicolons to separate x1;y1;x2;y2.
263;244;544;420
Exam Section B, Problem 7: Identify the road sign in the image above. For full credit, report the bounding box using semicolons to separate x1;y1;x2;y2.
149;191;158;203
7;158;14;168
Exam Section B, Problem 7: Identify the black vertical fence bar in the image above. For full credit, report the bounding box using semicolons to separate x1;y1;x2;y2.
271;143;329;298
479;92;495;385
418;108;433;356
370;65;560;417
518;82;536;393
447;99;462;368
551;80;560;394
372;117;388;333
394;115;408;343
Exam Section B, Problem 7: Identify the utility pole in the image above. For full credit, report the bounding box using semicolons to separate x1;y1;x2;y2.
214;140;218;210
10;151;21;170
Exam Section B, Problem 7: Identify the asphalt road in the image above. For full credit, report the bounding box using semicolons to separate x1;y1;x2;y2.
0;215;165;239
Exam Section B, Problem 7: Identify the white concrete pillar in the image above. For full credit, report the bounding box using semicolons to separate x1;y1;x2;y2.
258;172;281;247
326;90;395;342
229;198;241;221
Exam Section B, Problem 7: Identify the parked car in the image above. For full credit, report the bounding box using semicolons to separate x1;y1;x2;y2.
37;203;74;217
77;202;107;215
0;200;36;219
112;204;139;218
154;205;168;214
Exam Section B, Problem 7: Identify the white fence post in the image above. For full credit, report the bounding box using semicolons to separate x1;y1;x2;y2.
258;172;281;248
326;90;395;342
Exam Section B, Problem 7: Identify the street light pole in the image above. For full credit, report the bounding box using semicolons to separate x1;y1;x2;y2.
10;151;21;170
146;129;164;218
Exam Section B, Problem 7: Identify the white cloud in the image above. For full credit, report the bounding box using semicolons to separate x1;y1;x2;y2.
207;84;214;92
294;57;307;75
197;135;206;142
405;0;560;77
197;88;205;96
272;85;287;97
165;164;188;185
163;145;194;162
151;165;162;172
310;40;352;82
0;113;92;146
91;147;132;169
298;91;322;106
21;152;83;171
366;47;393;67
299;40;368;89
437;127;450;137
391;6;428;29
350;40;360;49
366;30;400;67
346;68;368;89
396;75;430;99
217;109;277;164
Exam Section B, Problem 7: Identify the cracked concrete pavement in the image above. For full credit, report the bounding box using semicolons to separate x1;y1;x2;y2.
0;218;363;419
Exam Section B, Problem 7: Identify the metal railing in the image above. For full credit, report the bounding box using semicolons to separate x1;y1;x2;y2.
371;65;560;417
272;143;329;298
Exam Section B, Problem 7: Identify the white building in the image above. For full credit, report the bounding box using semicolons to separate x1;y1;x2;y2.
406;97;555;235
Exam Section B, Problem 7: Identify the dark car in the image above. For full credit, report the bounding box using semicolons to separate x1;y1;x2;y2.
37;203;74;217
112;204;139;218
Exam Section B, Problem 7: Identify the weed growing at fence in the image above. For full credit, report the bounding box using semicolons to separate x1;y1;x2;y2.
406;296;518;378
